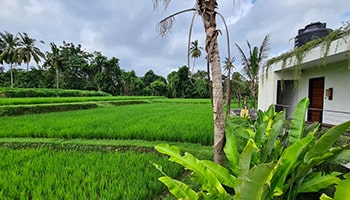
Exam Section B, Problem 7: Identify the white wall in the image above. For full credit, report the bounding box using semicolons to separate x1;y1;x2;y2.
294;60;350;125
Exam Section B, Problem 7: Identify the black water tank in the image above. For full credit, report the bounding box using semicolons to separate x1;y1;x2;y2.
294;22;333;48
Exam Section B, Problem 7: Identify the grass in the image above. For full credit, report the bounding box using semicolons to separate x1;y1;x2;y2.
0;103;214;145
0;96;163;106
0;147;183;199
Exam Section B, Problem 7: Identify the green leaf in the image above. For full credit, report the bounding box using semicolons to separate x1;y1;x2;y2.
305;120;350;162
224;125;240;176
270;133;314;196
297;172;341;193
202;160;236;189
239;163;275;200
266;114;285;157
289;98;309;145
155;144;227;197
159;176;198;200
238;139;259;179
320;193;333;200
326;149;350;165
334;173;350;200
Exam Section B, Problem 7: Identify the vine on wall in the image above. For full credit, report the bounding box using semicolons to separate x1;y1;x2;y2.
265;21;350;84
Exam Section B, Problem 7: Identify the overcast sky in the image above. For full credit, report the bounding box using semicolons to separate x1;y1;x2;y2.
1;0;350;77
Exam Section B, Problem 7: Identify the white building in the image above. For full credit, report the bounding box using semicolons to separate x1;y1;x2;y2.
258;31;350;126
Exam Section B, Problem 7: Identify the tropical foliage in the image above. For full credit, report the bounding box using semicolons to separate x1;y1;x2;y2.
154;98;350;199
236;35;270;107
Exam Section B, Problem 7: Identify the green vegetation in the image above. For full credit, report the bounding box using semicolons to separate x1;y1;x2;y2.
0;97;215;199
0;96;162;106
0;87;112;97
0;148;183;199
266;22;350;84
0;103;214;145
155;98;350;199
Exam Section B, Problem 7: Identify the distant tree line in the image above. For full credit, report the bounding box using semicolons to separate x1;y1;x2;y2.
1;31;255;102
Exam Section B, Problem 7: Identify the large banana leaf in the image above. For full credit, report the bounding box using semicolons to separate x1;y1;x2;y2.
334;173;350;200
327;149;350;165
155;144;227;197
297;172;341;193
304;120;350;162
224;125;240;176
159;176;198;200
289;98;309;145
270;133;314;197
239;163;275;200
265;113;285;159
238;139;258;179
202;160;236;189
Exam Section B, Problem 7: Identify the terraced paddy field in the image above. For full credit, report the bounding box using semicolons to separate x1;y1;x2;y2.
0;97;214;199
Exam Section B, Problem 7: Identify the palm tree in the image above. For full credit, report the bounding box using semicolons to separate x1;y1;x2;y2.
44;42;62;89
17;32;45;71
154;0;226;164
0;31;20;88
231;71;247;108
222;57;235;118
189;39;203;73
236;35;270;108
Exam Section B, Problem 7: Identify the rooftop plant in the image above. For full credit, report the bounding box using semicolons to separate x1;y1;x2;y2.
265;21;350;84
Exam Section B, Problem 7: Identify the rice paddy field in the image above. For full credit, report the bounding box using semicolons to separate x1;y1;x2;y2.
0;96;215;199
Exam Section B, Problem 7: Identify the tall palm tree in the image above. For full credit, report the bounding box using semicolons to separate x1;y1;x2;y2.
222;57;235;118
154;0;226;164
0;31;20;88
189;39;203;73
236;35;270;108
231;71;247;108
44;42;62;89
17;32;45;71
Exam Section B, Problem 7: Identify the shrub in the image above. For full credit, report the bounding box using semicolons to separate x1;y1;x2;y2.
0;88;111;98
154;98;350;199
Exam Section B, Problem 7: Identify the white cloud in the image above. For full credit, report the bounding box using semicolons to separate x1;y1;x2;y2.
1;0;350;77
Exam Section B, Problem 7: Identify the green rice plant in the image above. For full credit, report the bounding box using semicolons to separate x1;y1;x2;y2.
0;96;162;106
151;98;211;104
0;103;214;145
0;147;183;199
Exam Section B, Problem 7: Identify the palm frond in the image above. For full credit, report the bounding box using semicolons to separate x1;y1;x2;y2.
157;8;196;37
235;43;249;68
152;0;172;10
258;34;270;61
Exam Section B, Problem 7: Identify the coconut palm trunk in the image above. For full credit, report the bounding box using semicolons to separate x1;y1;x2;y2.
153;0;226;164
198;0;225;164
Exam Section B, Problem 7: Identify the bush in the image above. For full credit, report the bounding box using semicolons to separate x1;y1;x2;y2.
154;98;350;199
0;88;111;98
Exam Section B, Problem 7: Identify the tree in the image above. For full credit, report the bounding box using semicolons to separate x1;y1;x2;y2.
121;70;143;96
167;71;179;98
154;0;226;164
44;42;63;89
236;35;270;108
189;39;203;74
17;32;45;71
222;57;235;118
150;80;168;96
0;31;20;88
231;71;247;108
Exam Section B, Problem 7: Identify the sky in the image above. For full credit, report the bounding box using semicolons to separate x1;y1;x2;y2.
1;0;350;78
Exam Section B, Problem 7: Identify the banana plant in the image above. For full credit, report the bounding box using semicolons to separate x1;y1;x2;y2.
153;98;350;199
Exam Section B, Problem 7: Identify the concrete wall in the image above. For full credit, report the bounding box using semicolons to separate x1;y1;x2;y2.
301;60;350;124
259;34;350;125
